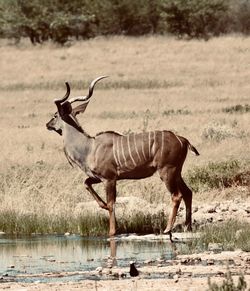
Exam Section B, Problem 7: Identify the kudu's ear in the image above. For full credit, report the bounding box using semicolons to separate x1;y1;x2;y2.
72;102;89;116
59;101;73;116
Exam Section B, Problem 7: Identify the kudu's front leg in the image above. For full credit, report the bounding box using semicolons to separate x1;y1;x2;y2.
84;177;109;210
106;180;117;236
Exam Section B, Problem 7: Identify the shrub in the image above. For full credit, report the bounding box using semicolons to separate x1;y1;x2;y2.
185;160;249;192
208;268;249;291
201;121;245;142
222;104;250;114
161;0;230;39
233;0;250;35
162;109;191;116
199;220;250;252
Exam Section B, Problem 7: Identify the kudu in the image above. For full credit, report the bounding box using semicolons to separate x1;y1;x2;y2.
46;76;200;240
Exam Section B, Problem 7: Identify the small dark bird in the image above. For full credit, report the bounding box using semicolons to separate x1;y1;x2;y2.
129;261;139;277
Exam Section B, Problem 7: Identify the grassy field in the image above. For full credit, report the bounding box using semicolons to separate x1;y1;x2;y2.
0;35;249;235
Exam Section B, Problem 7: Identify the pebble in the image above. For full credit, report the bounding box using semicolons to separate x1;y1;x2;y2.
206;259;215;265
173;274;179;282
208;243;223;252
47;258;56;262
95;267;103;274
119;271;126;278
207;207;217;213
193;206;199;213
156;258;165;263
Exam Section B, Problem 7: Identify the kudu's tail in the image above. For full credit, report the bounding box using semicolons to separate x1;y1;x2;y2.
188;142;200;156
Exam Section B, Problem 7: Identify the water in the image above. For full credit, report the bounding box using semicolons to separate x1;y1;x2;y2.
0;234;188;283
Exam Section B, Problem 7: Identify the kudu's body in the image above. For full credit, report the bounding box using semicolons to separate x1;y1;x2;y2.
46;76;199;239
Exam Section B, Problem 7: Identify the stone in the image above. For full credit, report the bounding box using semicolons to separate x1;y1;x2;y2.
206;259;215;265
193;206;199;213
173;274;179;282
95;267;103;274
144;259;155;264
208;243;223;252
207;207;217;213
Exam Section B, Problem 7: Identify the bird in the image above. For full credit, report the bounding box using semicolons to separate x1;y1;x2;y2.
129;261;139;277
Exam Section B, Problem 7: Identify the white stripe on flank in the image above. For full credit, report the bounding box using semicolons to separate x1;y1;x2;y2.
121;136;129;169
116;137;122;167
161;131;165;158
141;133;147;160
127;135;136;167
148;132;151;158
112;136;119;167
152;131;156;155
175;134;183;148
133;133;142;162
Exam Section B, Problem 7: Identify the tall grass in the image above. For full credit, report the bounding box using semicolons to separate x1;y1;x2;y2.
186;220;250;253
200;220;250;252
0;36;250;235
186;160;250;192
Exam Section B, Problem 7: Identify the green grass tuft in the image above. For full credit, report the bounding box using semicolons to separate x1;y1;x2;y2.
185;160;249;192
222;104;250;114
207;268;249;291
200;220;250;252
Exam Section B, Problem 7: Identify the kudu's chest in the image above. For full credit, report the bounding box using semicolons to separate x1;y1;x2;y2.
63;137;99;179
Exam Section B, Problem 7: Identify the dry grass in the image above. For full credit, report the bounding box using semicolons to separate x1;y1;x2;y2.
0;35;249;234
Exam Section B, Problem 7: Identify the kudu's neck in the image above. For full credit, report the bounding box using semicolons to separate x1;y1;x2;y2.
62;118;93;170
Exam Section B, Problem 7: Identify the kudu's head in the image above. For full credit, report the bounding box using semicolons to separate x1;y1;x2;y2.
46;76;108;136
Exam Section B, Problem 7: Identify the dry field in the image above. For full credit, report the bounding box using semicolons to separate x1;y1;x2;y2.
0;35;249;234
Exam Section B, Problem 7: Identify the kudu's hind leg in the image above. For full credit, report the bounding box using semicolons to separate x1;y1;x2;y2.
159;167;183;236
84;177;109;210
106;180;117;236
179;178;192;231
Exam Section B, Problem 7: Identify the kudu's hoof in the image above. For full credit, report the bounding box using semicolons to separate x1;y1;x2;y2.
163;229;173;243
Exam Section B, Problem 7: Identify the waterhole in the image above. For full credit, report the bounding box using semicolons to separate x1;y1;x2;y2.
0;233;193;283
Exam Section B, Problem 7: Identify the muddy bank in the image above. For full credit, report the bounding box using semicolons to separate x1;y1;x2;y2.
1;250;250;290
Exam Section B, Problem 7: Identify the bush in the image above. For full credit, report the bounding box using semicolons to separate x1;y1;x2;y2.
200;220;250;252
208;268;249;291
201;120;247;142
222;104;250;114
161;0;230;39
186;160;249;192
1;0;250;44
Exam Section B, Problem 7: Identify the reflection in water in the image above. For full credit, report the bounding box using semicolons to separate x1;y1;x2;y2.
0;235;186;276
